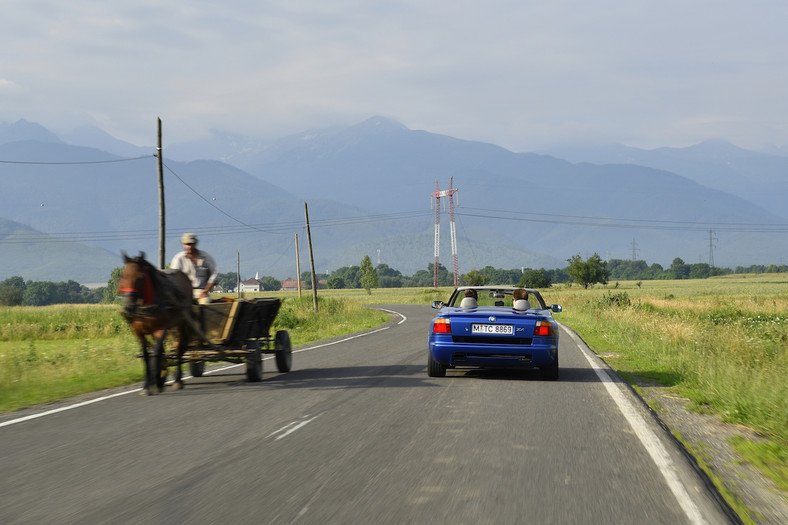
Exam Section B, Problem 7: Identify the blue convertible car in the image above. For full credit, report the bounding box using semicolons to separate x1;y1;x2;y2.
428;286;562;380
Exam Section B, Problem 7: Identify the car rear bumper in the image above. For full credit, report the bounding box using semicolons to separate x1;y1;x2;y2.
429;336;557;368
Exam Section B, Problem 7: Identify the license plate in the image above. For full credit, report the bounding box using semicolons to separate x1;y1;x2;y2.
471;323;513;335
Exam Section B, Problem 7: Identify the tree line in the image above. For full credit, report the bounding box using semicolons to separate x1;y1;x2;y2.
1;254;785;306
0;276;105;306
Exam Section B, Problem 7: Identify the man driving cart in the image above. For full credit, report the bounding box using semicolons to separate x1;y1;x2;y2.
171;232;218;304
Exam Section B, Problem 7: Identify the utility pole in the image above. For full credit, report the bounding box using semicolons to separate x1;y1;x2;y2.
295;233;302;297
304;202;318;312
156;117;165;269
432;182;441;288
631;237;639;261
708;229;717;267
431;177;460;287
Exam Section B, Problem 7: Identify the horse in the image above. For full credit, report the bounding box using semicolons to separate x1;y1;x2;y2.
118;252;194;395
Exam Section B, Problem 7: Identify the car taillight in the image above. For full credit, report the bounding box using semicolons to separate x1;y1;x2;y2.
433;318;451;334
534;321;553;336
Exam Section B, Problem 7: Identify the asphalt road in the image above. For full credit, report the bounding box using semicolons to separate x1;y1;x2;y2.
0;304;735;524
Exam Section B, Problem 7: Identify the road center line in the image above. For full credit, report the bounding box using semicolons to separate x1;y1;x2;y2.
267;414;322;441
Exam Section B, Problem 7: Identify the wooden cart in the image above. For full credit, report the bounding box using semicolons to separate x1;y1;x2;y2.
171;298;292;382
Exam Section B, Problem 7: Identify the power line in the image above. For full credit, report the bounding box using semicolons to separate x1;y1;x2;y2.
458;207;788;233
0;155;153;165
161;162;432;235
0;210;434;245
4;198;788;246
161;161;286;236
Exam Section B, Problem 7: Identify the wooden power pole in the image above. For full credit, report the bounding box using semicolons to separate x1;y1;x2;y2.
156;117;165;269
304;202;318;312
295;233;302;297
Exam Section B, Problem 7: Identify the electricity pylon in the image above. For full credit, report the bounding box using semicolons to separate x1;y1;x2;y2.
431;177;459;287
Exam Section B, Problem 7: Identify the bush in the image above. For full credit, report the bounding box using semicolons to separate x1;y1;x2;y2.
598;291;631;307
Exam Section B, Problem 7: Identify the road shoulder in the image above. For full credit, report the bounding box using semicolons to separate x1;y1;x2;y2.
635;381;787;525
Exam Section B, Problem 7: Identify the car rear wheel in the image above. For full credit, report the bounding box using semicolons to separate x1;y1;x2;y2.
427;352;446;377
540;356;559;381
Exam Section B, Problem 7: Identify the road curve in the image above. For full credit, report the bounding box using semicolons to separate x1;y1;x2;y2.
0;304;734;524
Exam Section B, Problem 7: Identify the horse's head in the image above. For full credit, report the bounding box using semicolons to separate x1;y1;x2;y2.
119;252;154;317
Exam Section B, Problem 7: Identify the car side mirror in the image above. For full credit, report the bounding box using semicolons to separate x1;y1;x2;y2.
432;300;445;309
551;304;562;313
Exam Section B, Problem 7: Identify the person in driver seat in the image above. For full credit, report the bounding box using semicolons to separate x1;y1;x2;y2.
171;232;218;305
459;288;478;309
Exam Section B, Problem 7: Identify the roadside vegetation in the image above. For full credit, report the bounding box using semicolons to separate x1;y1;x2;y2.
547;275;788;500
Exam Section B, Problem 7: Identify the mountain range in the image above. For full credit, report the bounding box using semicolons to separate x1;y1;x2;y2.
1;117;786;284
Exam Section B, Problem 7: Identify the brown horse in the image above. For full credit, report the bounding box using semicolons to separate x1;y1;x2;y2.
118;252;194;395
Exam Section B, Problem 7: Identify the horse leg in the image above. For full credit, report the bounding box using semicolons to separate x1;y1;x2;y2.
153;330;167;393
139;335;154;396
172;326;186;390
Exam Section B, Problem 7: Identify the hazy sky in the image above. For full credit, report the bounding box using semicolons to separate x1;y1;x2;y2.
3;1;787;151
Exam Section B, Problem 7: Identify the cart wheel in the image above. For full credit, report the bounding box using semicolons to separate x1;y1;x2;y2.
245;340;263;382
274;330;292;373
189;361;205;378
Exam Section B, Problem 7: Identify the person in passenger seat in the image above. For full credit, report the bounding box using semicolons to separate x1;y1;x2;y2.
513;288;531;311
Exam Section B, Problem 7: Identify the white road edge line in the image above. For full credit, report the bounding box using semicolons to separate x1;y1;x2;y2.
0;307;408;429
0;389;142;428
562;324;709;525
377;308;407;325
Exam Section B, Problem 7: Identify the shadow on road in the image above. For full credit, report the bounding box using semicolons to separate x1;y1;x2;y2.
168;362;619;396
175;364;438;393
263;365;438;390
449;366;622;384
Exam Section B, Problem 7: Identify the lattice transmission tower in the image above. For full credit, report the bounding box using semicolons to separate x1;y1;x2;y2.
431;178;459;288
708;229;718;267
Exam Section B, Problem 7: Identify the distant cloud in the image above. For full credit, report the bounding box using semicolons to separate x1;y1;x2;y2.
0;79;22;92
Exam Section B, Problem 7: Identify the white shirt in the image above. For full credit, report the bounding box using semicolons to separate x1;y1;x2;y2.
171;250;218;289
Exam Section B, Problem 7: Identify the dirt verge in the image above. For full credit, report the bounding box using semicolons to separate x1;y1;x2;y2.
632;380;788;525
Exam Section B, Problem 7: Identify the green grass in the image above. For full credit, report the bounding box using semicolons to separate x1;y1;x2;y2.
0;303;129;341
730;436;788;493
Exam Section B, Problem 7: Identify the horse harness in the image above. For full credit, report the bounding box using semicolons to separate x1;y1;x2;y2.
120;264;185;319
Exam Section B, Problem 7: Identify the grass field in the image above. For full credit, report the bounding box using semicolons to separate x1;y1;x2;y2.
547;276;787;443
1;279;785;497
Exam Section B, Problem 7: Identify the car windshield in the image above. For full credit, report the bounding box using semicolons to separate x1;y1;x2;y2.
449;288;546;309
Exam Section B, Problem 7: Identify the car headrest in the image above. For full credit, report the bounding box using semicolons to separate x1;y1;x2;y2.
459;297;478;309
513;299;531;311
